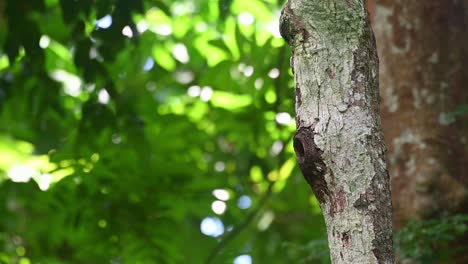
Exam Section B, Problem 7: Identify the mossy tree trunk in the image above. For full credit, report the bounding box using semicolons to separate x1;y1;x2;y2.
280;1;394;263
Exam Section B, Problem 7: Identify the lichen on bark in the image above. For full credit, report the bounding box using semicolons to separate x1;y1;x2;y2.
280;0;395;263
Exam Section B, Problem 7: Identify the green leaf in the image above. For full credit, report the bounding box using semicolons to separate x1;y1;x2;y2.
152;44;176;71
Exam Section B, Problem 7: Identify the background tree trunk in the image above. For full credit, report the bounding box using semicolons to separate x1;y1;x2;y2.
280;1;394;263
369;0;468;230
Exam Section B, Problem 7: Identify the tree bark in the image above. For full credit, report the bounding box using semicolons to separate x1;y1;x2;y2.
280;1;394;263
369;0;468;229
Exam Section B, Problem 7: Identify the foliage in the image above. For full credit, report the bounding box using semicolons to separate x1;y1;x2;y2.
395;214;468;263
2;0;465;263
0;0;329;263
281;239;330;263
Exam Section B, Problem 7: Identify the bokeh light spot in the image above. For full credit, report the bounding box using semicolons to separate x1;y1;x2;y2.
212;189;230;201
238;12;254;25
234;254;252;264
95;15;112;29
237;195;252;209
200;217;224;237
211;200;227;215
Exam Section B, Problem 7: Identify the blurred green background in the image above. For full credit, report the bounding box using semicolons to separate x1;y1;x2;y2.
0;0;330;263
3;1;467;263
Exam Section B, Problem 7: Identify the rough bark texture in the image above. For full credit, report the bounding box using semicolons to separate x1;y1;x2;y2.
369;0;468;230
280;1;394;263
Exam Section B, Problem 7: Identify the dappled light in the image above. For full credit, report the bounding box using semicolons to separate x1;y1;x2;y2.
214;161;226;172
211;200;227;215
39;35;50;49
212;189;230;201
257;211;275;231
237;195;252;210
98;89;110;104
275;112;292;125
234;254;252;264
0;0;331;263
238;12;255;26
172;43;190;63
121;26;134;38
143;57;155;71
200;86;213;102
36;173;52;191
200;217;225;237
50;70;82;97
268;68;280;79
7;165;36;183
95;15;113;29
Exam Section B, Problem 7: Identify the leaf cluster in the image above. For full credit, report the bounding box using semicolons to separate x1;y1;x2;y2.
0;0;327;263
395;214;468;263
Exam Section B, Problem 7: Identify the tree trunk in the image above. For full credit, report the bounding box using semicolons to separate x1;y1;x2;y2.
280;1;394;263
369;0;468;229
